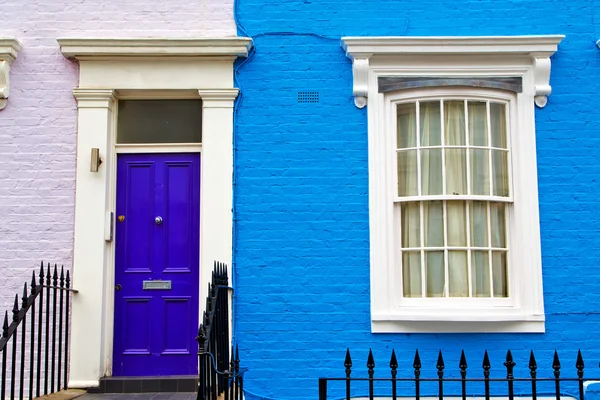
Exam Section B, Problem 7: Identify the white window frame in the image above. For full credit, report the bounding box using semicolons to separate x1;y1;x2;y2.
341;35;565;333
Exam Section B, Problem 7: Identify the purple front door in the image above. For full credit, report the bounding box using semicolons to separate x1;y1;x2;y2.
114;153;200;376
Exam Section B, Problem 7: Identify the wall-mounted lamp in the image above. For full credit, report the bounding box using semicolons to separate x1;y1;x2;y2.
90;148;103;172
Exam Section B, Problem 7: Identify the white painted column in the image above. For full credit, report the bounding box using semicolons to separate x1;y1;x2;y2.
69;89;116;388
197;89;238;309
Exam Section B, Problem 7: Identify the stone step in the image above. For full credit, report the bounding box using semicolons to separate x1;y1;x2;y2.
86;376;198;394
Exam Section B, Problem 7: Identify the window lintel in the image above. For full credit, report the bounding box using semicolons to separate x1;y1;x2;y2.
341;35;564;108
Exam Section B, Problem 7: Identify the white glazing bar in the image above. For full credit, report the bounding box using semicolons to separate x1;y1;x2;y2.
465;100;471;196
440;100;449;298
487;201;494;298
401;246;507;251
394;194;513;203
416;101;422;197
398;204;404;297
466;201;472;298
420;201;426;298
504;203;510;297
440;100;446;196
443;200;449;298
487;101;493;196
505;103;513;198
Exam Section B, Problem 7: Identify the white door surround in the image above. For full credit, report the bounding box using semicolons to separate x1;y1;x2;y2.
58;37;252;388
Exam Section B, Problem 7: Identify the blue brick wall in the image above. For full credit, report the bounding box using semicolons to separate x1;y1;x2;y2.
232;1;600;399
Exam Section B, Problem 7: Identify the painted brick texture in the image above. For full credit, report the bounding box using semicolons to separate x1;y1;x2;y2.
233;1;600;399
0;1;235;311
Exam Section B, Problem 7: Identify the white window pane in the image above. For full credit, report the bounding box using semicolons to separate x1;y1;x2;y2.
117;100;202;144
420;101;441;146
423;201;443;247
445;149;467;195
472;251;491;297
468;101;488;146
470;201;488;247
401;202;421;248
490;203;506;248
444;100;466;146
490;103;507;149
447;201;467;247
470;149;490;195
397;150;418;196
449;251;468;297
421;149;443;195
425;251;445;297
492;251;508;297
397;103;417;149
402;252;422;297
492;150;509;197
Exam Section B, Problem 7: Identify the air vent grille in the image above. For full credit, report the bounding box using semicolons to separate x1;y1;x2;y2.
297;91;320;103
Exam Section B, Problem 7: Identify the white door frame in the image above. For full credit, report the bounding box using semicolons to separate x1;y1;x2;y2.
57;38;252;388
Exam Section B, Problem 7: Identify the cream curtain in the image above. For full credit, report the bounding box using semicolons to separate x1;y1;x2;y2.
399;100;508;298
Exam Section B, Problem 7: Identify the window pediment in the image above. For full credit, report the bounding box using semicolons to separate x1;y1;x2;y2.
341;35;564;108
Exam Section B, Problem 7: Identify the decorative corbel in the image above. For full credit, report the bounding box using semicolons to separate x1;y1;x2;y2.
351;55;371;108
0;39;21;110
533;57;552;108
0;61;10;110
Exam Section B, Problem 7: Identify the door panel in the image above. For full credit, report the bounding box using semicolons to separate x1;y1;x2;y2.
114;153;200;376
124;163;155;274
162;296;192;354
122;297;152;355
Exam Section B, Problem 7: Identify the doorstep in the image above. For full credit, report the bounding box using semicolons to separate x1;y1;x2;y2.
34;389;87;400
86;376;198;394
78;394;197;400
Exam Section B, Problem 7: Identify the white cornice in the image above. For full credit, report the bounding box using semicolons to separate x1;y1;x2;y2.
341;36;565;58
341;35;565;108
0;38;21;110
57;37;253;60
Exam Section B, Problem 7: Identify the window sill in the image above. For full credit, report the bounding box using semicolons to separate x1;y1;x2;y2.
372;312;545;333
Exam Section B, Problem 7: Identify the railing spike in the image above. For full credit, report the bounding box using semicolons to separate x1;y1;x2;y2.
529;350;537;378
529;350;537;370
553;350;561;377
60;266;65;287
344;348;352;369
459;350;468;371
3;311;8;337
482;350;491;376
53;264;58;285
46;262;51;285
504;350;515;378
39;262;44;281
413;349;421;369
437;350;445;370
31;270;37;289
390;349;398;370
66;270;71;288
576;349;584;376
12;294;19;321
367;349;375;370
22;283;28;308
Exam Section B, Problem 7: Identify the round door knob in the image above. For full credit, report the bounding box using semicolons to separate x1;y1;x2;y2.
155;216;163;225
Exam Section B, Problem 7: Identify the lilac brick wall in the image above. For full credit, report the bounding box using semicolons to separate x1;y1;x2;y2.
0;0;236;310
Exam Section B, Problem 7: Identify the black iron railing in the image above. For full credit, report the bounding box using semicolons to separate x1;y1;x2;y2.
319;348;598;400
0;262;76;400
197;262;245;400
